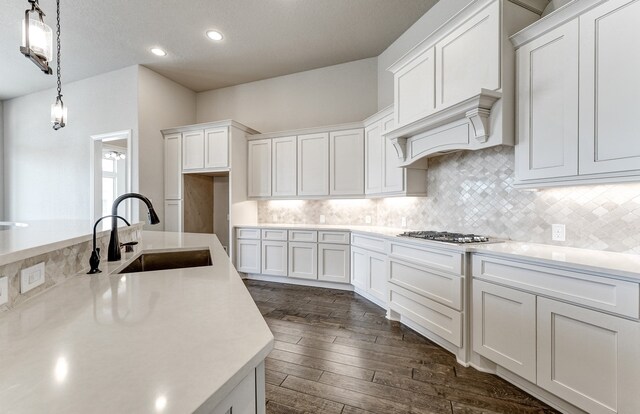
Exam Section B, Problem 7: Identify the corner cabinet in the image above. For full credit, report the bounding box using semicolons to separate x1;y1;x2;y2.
512;0;640;187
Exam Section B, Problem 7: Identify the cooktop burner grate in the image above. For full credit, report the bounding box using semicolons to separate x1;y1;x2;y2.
398;231;491;244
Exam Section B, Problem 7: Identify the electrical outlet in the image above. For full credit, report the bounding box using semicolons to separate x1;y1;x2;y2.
21;262;45;294
365;215;372;224
319;215;326;224
0;276;8;306
401;217;407;228
552;224;566;242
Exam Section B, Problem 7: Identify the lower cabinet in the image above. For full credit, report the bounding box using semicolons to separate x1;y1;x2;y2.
537;297;640;414
351;246;388;305
472;279;536;382
288;242;318;279
318;243;350;284
236;239;261;274
210;364;262;414
262;241;288;277
164;200;183;232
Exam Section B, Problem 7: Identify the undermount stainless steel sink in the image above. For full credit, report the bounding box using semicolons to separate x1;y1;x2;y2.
117;249;212;274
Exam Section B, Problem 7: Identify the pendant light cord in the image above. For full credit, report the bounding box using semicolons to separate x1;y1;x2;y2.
55;0;61;99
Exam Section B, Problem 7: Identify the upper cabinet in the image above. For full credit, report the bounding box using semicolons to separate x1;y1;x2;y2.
248;139;272;198
364;107;427;197
272;136;297;197
297;132;330;197
182;130;205;170
512;0;640;187
329;129;364;196
384;0;538;167
183;127;229;172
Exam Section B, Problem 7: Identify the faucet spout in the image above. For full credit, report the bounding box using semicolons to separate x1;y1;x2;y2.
88;215;131;274
107;193;160;262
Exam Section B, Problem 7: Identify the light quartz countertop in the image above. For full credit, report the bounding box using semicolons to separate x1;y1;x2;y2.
236;223;640;282
0;231;274;414
0;220;142;266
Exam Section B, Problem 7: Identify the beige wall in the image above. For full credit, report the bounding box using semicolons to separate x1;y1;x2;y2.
196;57;378;133
377;0;471;109
137;66;196;230
3;66;139;221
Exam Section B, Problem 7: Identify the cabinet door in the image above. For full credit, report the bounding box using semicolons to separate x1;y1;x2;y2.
472;280;536;383
182;130;205;170
164;133;182;199
351;246;368;290
211;368;257;414
364;123;383;195
272;136;297;197
395;46;436;127
298;133;329;196
368;251;387;303
236;239;261;274
288;242;317;279
164;200;183;232
537;297;640;414
330;129;364;196
318;244;350;284
248;139;272;198
435;0;500;109
262;241;288;277
579;0;640;175
204;127;229;169
381;114;404;193
516;21;579;181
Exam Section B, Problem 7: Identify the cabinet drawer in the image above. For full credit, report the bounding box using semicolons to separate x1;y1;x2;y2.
389;283;462;347
389;259;462;311
237;228;261;240
472;255;640;318
351;233;386;253
318;231;349;244
288;230;317;242
261;229;288;241
389;241;464;276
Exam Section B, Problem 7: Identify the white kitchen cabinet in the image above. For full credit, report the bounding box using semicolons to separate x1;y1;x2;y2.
204;127;229;169
318;243;350;284
272;136;297;197
578;0;640;176
182;130;205;170
472;279;536;383
288;242;317;280
248;139;272;198
164;133;182;200
394;46;436;128
329;129;364;196
537;297;640;414
236;239;261;274
364;122;383;195
262;240;288;277
363;108;426;197
210;367;257;414
435;0;500;109
350;246;368;291
164;200;183;232
297;133;329;196
515;20;579;182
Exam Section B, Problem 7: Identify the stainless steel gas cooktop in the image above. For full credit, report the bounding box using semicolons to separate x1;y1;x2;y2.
398;231;493;244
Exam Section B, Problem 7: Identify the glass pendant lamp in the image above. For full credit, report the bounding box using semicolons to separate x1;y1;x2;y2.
20;0;53;74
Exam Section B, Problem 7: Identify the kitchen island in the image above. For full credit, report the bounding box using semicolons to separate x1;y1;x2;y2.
0;231;274;413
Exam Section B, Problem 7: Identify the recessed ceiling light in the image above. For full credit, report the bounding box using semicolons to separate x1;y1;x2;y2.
150;47;167;56
206;30;224;41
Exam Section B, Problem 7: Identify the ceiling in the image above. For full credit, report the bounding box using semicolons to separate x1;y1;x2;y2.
0;0;439;101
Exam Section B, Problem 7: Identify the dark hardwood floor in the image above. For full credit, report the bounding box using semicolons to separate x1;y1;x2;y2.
244;280;560;414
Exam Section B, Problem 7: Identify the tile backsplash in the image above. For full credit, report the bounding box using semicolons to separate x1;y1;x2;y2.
258;146;640;254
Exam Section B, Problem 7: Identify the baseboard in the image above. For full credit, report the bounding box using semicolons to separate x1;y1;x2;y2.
353;286;387;309
244;273;354;291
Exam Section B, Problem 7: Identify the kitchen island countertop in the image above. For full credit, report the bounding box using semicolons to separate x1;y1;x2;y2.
0;231;274;413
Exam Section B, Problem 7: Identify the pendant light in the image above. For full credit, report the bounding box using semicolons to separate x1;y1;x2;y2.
20;0;53;74
51;0;67;130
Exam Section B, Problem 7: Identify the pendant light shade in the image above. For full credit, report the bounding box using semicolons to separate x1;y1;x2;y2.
51;96;67;130
20;0;53;74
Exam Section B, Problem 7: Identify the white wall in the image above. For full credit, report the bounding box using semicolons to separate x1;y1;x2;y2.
0;101;4;220
3;66;139;221
137;66;197;230
377;0;472;109
196;57;378;133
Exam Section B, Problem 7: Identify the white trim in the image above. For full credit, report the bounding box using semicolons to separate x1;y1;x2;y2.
243;273;353;291
161;119;259;136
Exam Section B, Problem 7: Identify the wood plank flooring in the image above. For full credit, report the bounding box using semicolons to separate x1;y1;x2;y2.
245;280;560;414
